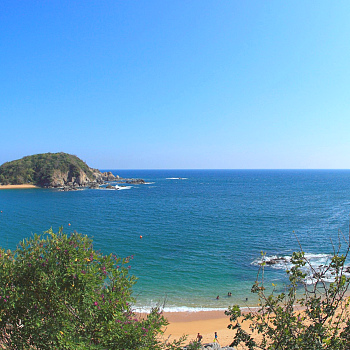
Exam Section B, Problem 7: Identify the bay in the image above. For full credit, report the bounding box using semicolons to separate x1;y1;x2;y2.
1;170;350;311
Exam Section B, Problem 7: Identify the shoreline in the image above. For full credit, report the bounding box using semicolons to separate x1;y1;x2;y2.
0;184;39;190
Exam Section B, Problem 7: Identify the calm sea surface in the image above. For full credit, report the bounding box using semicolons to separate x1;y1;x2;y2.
1;170;350;311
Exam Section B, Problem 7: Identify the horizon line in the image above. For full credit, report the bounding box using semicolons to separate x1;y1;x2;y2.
99;168;350;171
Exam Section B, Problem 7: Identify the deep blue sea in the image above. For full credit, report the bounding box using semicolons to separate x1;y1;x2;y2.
1;170;350;311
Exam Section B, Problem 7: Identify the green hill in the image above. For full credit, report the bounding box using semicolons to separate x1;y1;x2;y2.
0;153;98;187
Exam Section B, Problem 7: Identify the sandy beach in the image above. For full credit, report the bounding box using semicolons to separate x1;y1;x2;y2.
161;310;242;347
161;298;350;348
0;184;39;189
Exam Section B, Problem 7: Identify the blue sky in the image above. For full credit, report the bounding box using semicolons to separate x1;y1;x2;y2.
1;1;350;169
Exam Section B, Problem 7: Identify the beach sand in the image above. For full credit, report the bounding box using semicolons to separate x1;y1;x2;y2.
161;310;244;347
0;184;39;189
161;299;350;348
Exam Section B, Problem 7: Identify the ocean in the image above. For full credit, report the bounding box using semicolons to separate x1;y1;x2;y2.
1;170;350;312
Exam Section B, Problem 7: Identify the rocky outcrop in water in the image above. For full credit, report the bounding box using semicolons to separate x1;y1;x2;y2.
125;178;145;184
264;257;287;266
102;171;118;181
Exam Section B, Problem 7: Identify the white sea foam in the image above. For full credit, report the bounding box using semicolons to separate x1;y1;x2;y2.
134;305;261;313
252;253;332;269
99;185;132;190
134;306;228;313
166;178;188;180
252;252;350;285
115;185;132;190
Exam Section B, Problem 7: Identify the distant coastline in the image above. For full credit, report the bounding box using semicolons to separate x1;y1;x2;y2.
0;184;39;190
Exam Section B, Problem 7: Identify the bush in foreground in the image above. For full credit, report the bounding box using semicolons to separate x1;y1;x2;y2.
226;235;350;349
0;228;180;349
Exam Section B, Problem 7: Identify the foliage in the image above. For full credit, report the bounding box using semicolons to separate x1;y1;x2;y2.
225;235;350;349
0;152;95;186
0;228;183;349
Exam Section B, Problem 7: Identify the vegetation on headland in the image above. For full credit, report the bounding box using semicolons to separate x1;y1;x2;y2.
0;152;95;186
226;235;350;349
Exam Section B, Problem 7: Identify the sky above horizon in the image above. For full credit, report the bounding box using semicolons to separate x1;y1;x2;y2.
1;1;350;169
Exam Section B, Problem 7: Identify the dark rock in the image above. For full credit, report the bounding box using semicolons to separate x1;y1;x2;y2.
265;257;287;265
58;185;78;192
198;343;222;349
125;178;145;184
101;171;116;181
197;344;235;350
89;183;100;189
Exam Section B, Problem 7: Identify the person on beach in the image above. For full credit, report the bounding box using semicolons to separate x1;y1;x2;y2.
196;333;203;343
228;292;232;297
214;331;219;343
216;295;219;300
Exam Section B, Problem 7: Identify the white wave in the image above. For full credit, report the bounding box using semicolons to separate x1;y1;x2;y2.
99;185;132;191
134;305;261;313
166;177;188;180
134;306;228;313
252;253;332;269
144;182;155;185
252;252;350;284
252;255;291;269
115;185;132;190
304;267;350;285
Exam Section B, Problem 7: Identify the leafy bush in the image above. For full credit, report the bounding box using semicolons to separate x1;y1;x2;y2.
225;236;350;349
0;228;179;349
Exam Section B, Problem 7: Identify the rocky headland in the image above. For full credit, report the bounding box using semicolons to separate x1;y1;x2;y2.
0;153;145;191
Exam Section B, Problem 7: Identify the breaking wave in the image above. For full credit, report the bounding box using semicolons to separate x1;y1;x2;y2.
252;253;350;285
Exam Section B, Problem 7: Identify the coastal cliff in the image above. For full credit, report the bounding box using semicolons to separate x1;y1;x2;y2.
0;152;117;188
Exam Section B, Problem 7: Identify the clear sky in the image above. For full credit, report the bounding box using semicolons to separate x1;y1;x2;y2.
1;1;350;169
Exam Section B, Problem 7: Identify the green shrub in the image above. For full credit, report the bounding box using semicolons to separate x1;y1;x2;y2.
226;238;350;349
0;228;180;349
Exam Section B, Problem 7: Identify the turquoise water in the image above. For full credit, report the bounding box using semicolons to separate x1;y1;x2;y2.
1;170;350;311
